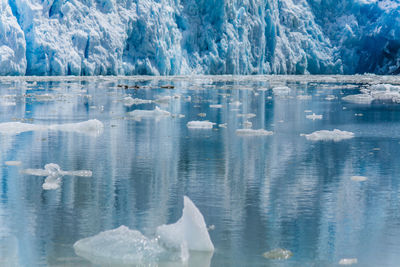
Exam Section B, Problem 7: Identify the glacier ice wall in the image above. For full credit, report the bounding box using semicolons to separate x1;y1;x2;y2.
0;0;399;75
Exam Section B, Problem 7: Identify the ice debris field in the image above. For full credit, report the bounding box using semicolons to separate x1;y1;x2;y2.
1;75;400;266
0;1;400;75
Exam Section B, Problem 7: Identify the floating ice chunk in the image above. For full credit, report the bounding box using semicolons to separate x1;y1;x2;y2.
236;129;273;136
0;120;103;137
243;121;252;128
219;123;227;128
74;226;177;265
306;113;323;120
74;196;213;266
187;121;215;129
21;163;92;190
48;120;104;137
262;248;293;260
342;94;373;104
128;106;170;120
272;86;291;96
351;176;368;182
304;110;312;113
339;258;358;265
297;95;312;100
371;91;400;101
156;196;214;252
229;101;242;107
197;113;207;117
325;95;336;101
237;113;256;119
5;161;22;166
369;84;400;91
301;129;354;141
123;96;153;107
209;104;223;108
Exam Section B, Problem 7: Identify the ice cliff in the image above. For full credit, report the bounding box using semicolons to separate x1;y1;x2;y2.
0;0;399;75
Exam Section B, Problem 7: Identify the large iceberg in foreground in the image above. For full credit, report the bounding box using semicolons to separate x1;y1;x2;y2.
1;0;399;75
73;196;214;266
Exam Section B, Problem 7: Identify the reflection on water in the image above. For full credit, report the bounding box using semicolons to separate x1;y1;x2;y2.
0;76;400;266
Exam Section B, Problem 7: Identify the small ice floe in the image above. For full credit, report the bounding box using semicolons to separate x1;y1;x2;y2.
301;129;354;141
230;101;242;107
304;110;312;113
197;113;207;117
0;120;104;137
187;121;215;129
262;248;293;260
237;113;256;119
236;129;273;136
73;196;214;266
21;163;92;190
306;113;323;120
5;161;21;166
339;258;358;265
123;96;153;107
272;86;291;96
325;95;336;101
219;123;227;128
351;176;368;182
127;106;170;121
209;104;223;108
297;95;312;100
342;94;373;104
243;121;252;128
354;113;363;117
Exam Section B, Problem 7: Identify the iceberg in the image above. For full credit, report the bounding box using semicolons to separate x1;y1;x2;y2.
123;96;153;107
306;113;323;120
301;129;355;141
342;94;374;104
74;196;214;265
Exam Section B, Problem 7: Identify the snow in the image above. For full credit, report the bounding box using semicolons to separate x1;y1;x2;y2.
236;129;274;136
0;1;399;75
187;121;215;129
73;196;214;265
301;129;355;141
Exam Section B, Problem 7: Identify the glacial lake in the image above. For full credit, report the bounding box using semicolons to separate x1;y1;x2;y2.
1;75;400;266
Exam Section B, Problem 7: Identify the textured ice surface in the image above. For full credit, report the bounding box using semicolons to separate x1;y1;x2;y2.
301;129;355;141
187;121;215;129
128;106;170;120
156;196;214;252
22;163;92;190
236;129;274;136
0;119;103;136
74;196;213;265
0;1;399;75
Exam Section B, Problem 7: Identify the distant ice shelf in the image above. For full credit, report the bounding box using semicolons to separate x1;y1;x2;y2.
0;0;399;75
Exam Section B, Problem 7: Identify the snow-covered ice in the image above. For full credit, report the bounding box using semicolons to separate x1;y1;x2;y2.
301;129;354;141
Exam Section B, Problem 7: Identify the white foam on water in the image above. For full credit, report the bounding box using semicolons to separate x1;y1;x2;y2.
74;196;214;265
187;121;215;129
0;120;104;136
236;129;274;136
301;129;354;141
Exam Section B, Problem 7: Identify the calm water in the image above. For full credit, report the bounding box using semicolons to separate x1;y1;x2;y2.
0;75;400;266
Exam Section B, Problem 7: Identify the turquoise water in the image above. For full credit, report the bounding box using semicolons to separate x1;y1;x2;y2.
0;76;400;266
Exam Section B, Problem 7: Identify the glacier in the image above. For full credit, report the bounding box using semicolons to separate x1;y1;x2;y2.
0;0;399;75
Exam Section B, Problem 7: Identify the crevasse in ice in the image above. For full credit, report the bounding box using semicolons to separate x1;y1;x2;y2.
0;0;399;75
